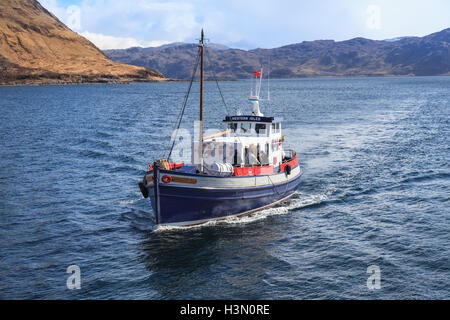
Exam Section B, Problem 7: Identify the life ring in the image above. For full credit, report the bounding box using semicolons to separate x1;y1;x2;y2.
285;164;291;175
161;175;173;183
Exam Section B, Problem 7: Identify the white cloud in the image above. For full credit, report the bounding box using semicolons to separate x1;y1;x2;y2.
40;0;82;31
77;0;200;44
39;0;450;49
80;32;169;50
40;0;185;49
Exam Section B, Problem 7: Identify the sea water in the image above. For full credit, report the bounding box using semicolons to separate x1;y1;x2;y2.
0;76;449;299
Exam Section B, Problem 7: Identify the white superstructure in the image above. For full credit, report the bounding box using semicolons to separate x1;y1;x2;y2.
193;69;285;171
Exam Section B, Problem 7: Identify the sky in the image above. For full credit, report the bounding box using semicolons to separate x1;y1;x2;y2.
40;0;450;50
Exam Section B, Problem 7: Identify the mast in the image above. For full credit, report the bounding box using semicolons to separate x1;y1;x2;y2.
267;56;270;102
258;67;263;97
250;68;263;116
198;29;205;171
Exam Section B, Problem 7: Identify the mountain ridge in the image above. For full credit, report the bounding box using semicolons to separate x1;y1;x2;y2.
105;28;450;80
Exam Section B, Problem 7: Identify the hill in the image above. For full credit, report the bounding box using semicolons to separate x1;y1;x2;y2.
105;28;450;80
0;0;166;85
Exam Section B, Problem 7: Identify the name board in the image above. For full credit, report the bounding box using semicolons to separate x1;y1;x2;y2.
224;115;273;123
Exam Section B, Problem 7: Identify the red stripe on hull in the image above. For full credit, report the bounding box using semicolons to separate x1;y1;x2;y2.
280;153;298;172
232;153;299;177
233;165;274;176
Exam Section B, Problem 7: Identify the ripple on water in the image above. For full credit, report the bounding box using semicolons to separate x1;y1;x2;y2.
1;77;449;299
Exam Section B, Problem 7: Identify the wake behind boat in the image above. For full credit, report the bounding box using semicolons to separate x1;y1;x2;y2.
139;30;302;227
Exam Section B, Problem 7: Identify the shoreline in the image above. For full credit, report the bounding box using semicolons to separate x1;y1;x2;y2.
0;78;238;87
0;78;176;87
1;74;448;87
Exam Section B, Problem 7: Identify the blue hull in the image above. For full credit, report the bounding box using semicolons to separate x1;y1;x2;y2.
147;171;302;226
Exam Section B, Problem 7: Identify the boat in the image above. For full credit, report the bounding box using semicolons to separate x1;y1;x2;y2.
138;30;302;227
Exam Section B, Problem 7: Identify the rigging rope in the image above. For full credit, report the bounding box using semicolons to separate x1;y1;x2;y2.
204;46;249;154
165;48;201;161
205;47;230;114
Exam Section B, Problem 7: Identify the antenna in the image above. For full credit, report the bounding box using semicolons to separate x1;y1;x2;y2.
258;66;263;97
267;56;271;102
198;29;204;172
249;68;263;116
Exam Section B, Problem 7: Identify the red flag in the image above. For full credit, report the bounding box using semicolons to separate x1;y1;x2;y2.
253;70;261;77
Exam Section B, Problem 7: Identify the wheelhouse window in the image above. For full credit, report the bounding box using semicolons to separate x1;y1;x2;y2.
240;122;251;133
255;123;266;135
228;123;237;132
271;123;280;133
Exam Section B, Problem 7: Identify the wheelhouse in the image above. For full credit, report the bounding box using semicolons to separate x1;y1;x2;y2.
194;114;295;176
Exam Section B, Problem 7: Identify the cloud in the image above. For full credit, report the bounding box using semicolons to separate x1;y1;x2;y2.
40;0;450;50
77;0;200;44
80;32;169;50
40;0;187;49
40;0;82;31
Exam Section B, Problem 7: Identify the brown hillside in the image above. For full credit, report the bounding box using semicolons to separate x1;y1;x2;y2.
0;0;166;84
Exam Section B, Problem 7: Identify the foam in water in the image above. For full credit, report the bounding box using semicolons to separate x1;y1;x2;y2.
155;192;329;232
117;198;141;205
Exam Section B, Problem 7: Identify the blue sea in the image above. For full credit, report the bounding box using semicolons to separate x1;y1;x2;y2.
0;77;449;299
